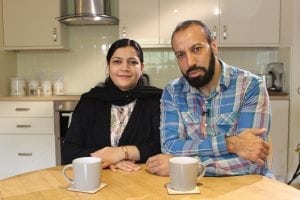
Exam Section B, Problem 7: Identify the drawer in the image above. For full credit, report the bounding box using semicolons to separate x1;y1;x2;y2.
0;101;53;117
0;134;55;179
0;118;54;134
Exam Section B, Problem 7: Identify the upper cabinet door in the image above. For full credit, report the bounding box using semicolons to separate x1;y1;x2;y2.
3;0;67;50
119;0;159;45
118;0;280;47
160;0;219;45
219;0;280;46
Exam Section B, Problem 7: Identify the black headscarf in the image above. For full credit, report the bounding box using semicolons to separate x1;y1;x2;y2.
81;78;162;106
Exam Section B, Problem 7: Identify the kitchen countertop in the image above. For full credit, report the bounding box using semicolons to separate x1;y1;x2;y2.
0;95;81;101
267;91;289;100
0;91;289;101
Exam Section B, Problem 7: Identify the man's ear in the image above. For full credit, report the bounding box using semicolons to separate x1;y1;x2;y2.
211;39;219;55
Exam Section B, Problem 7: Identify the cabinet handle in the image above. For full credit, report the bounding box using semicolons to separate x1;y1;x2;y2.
53;28;57;42
16;124;31;128
18;153;33;156
223;25;227;40
121;26;126;38
212;25;217;40
298;87;300;95
15;107;30;111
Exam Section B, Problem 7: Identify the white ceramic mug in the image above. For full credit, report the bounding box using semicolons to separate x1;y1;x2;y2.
62;157;101;191
169;156;206;191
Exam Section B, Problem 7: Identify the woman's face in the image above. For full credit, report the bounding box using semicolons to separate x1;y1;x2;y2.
108;46;144;91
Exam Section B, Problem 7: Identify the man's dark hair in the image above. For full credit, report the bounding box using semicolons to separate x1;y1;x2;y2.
171;20;213;47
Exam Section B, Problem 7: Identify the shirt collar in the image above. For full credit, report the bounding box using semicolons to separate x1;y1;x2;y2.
219;59;231;91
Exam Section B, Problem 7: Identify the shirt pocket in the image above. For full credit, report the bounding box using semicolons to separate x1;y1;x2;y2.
181;112;201;137
216;112;238;136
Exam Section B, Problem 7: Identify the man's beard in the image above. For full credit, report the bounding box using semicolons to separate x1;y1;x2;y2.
182;49;215;88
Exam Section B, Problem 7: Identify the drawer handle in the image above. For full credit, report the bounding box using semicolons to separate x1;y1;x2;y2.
53;28;57;42
15;107;30;111
16;124;31;128
212;25;217;39
18;153;33;156
122;26;126;38
223;25;228;40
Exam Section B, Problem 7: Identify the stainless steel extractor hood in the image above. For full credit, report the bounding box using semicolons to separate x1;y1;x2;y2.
57;0;118;25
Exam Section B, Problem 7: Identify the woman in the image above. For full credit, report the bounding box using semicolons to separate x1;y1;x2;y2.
62;38;162;172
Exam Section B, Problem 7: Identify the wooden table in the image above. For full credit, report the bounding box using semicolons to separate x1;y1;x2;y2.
0;165;300;200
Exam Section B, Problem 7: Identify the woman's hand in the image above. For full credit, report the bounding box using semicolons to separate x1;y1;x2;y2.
90;146;125;168
110;160;141;172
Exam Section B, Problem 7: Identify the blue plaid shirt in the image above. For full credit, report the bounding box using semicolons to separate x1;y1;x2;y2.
161;60;273;177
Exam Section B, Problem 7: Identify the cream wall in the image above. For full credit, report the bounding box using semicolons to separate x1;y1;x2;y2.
17;26;119;94
16;25;283;94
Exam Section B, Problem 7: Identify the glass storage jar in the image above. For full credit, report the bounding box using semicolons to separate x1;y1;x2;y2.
10;78;25;96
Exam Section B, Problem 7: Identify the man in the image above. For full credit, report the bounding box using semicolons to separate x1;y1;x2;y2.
146;20;272;177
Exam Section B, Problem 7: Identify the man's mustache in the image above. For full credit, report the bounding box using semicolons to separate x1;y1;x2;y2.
186;65;207;75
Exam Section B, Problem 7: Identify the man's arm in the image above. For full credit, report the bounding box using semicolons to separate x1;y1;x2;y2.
147;128;269;177
226;129;270;166
158;78;271;176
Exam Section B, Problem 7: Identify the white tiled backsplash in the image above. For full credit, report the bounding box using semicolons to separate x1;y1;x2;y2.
16;26;286;94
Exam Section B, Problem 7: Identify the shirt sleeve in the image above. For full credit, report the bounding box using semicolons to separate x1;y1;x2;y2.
202;78;272;176
61;100;100;164
160;85;228;156
237;77;271;137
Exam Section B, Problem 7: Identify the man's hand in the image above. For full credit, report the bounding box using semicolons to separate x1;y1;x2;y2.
226;128;270;166
146;154;173;176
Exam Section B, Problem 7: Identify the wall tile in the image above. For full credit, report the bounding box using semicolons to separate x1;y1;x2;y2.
16;26;283;93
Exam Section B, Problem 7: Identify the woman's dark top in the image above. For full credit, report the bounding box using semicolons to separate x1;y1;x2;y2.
62;81;162;164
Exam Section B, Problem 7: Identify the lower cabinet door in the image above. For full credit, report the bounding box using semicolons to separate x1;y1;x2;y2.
270;100;289;182
0;134;55;179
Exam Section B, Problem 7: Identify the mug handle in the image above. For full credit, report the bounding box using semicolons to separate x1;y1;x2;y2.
62;164;74;184
197;163;206;179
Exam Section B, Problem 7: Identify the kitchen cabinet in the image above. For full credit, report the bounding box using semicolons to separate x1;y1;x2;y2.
119;0;159;45
159;0;218;45
2;0;68;50
119;0;280;47
0;101;55;179
0;135;55;179
119;0;218;47
219;0;280;46
270;100;289;182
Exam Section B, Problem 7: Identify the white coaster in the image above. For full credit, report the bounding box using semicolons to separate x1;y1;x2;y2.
67;183;107;194
165;183;201;195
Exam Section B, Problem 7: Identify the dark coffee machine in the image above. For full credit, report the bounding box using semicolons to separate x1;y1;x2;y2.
266;62;284;92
